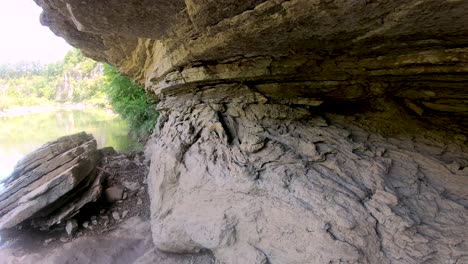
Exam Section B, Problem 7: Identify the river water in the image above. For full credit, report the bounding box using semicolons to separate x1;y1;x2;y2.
0;108;139;182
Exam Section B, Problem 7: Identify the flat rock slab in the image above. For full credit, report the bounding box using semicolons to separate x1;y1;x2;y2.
0;132;99;230
31;171;105;229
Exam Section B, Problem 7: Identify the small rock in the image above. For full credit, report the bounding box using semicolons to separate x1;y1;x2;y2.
100;215;109;220
123;181;140;191
92;219;98;226
60;237;69;243
133;154;144;164
77;231;83;236
82;221;89;228
44;238;56;245
65;219;78;236
103;220;109;227
142;177;147;185
123;192;128;200
112;211;120;221
122;210;129;219
99;146;117;156
137;198;143;205
137;188;145;197
104;187;124;203
117;200;123;204
90;216;97;221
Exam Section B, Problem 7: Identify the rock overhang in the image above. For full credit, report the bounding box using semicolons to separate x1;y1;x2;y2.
31;2;468;263
32;0;468;133
32;1;468;75
33;1;468;136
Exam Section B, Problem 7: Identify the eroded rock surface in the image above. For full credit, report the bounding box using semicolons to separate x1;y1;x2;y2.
33;0;468;263
0;132;99;230
146;88;467;264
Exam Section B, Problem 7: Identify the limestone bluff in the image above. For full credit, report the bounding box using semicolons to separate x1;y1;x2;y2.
34;1;467;263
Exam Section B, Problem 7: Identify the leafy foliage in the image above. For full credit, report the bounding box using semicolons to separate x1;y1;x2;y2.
103;64;158;137
0;49;158;138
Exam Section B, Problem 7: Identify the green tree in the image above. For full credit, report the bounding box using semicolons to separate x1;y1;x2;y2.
0;48;109;108
103;64;158;137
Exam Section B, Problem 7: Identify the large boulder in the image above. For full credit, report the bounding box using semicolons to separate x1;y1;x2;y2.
0;132;100;230
34;1;468;263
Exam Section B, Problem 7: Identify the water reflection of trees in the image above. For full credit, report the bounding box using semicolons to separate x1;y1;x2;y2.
0;109;136;155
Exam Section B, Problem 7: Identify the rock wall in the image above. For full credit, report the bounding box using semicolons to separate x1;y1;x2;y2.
34;0;468;263
145;86;467;263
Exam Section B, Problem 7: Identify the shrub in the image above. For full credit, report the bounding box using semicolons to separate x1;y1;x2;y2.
103;64;158;138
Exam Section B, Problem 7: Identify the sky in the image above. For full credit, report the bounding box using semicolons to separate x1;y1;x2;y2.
0;0;71;64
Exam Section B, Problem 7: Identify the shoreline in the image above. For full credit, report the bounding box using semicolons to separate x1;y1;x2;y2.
0;104;113;118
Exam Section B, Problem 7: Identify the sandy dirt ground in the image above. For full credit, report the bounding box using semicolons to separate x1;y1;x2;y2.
0;152;215;264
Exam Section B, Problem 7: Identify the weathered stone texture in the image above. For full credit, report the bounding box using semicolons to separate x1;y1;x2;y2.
0;132;100;230
146;88;467;263
34;0;468;83
33;0;468;263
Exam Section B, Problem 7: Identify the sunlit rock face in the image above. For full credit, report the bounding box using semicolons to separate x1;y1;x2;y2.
36;0;468;263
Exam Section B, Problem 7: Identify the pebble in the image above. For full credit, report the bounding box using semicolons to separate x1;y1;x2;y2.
112;211;120;221
60;237;69;243
44;238;56;245
90;216;97;221
82;221;90;228
65;219;78;236
137;198;143;205
100;215;109;220
123;180;140;191
122;210;129;219
92;219;98;226
104;187;124;203
123;192;128;200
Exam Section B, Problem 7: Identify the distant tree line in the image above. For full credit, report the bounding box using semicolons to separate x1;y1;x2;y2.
0;48;158;137
0;48;105;109
0;61;46;78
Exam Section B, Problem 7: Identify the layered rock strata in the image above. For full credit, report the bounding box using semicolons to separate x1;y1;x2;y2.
34;1;468;263
0;132;100;230
145;87;467;264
